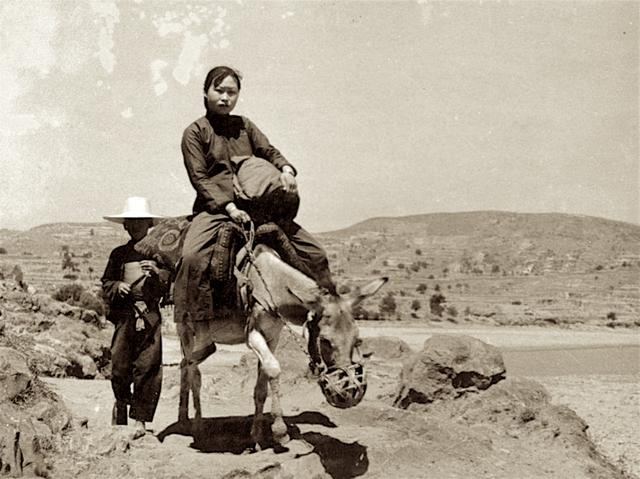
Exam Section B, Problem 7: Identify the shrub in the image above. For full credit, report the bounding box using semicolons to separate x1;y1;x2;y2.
0;247;6;254
379;292;397;316
397;263;405;269
78;291;106;316
415;249;422;256
410;263;420;272
429;293;446;317
352;305;381;321
53;283;85;303
53;283;105;316
411;299;422;312
446;305;458;317
416;283;427;294
606;311;616;321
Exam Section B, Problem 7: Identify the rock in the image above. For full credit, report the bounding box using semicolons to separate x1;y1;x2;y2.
393;334;505;409
80;309;100;325
66;353;98;379
361;336;412;360
96;429;132;456
31;399;72;433
0;347;32;402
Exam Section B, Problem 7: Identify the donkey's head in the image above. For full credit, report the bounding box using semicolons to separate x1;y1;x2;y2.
289;277;388;408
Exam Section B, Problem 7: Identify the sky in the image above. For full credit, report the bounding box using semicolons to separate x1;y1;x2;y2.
1;0;638;232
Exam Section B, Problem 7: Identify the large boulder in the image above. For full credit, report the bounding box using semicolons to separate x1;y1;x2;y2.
0;347;32;402
0;347;72;477
394;334;505;409
361;336;412;361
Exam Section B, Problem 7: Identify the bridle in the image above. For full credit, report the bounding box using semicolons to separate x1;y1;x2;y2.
240;221;368;408
303;309;368;409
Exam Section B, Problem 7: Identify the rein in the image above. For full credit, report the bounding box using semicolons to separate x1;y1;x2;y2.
239;222;315;366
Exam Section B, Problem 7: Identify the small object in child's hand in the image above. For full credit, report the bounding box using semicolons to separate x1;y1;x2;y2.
136;317;145;331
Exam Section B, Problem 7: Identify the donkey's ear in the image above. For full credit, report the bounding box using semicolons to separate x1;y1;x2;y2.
287;285;325;310
347;277;388;308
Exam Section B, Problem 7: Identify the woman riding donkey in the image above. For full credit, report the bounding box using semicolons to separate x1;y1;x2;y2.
174;66;337;327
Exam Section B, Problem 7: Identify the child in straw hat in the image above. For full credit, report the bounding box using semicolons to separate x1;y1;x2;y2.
101;197;169;439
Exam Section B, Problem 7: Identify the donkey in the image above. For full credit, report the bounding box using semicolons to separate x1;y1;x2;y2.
175;243;387;447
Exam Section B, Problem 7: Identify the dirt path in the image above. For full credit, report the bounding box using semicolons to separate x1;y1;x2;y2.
42;324;639;478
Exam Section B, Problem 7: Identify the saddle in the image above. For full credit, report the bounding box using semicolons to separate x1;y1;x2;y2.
212;222;313;312
134;217;311;311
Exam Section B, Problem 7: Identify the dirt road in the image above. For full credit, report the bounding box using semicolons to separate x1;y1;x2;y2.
43;324;639;478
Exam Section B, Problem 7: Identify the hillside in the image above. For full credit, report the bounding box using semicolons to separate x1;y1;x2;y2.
0;211;638;326
318;211;640;326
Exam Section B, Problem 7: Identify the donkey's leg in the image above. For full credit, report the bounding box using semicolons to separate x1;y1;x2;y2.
250;364;269;447
177;321;207;421
177;322;193;422
191;361;203;420
247;329;289;445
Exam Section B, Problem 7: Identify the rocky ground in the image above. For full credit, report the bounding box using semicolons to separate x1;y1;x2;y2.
0;276;638;478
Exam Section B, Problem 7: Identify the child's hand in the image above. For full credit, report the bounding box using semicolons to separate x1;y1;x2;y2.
116;281;131;297
140;260;160;276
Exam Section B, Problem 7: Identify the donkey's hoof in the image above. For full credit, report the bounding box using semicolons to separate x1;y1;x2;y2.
276;433;290;446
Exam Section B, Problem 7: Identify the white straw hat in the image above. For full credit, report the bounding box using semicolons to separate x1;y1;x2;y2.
103;197;163;224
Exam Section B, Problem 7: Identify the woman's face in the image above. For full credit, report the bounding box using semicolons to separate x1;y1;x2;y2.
205;75;240;115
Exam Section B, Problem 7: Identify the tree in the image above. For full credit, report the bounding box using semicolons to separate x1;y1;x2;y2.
379;292;397;316
415;248;422;256
416;283;427;294
429;293;446;317
411;299;422;312
0;247;6;254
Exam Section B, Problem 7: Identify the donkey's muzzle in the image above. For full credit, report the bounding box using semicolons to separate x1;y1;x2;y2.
317;363;367;409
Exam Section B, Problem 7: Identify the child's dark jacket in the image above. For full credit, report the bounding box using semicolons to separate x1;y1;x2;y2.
101;240;170;324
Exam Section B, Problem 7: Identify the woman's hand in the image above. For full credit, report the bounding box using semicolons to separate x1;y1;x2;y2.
140;260;160;277
226;203;251;224
116;281;131;297
280;167;297;193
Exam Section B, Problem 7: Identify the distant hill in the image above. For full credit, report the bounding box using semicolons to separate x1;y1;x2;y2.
319;211;640;277
1;211;638;326
0;222;126;258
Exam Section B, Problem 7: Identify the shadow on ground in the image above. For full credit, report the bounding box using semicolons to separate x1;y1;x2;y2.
156;411;368;479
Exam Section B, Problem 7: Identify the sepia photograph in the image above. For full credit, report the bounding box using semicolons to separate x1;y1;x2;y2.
0;1;638;478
